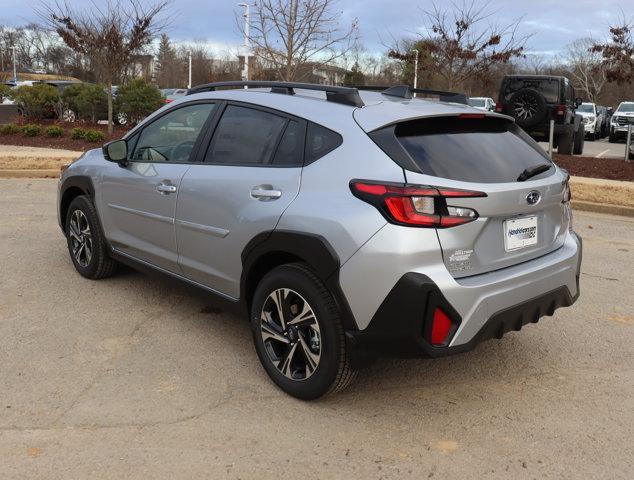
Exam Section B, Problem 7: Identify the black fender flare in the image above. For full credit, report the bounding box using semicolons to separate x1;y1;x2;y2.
58;175;96;230
240;230;358;330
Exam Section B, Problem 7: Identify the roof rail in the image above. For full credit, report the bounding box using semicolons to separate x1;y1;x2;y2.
353;84;469;105
186;81;364;107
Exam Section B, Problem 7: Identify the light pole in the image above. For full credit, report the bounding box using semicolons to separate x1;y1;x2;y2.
187;50;192;89
412;49;419;97
12;45;17;83
238;3;251;82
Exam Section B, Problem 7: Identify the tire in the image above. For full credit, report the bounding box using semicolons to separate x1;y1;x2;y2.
508;88;548;129
65;195;118;279
573;126;585;155
250;263;356;400
588;132;596;141
557;127;574;155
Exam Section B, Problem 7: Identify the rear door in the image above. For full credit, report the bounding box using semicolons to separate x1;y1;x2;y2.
378;115;570;278
175;103;305;298
99;102;217;271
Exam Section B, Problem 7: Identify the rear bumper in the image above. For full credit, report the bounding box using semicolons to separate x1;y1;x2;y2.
345;231;582;362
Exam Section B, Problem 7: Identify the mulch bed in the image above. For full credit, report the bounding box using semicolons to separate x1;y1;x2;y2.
553;154;634;182
0;120;130;151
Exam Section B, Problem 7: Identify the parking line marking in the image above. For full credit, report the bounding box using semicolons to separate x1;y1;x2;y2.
596;149;610;158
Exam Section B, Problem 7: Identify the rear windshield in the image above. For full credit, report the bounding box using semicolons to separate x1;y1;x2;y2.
469;98;485;107
394;117;553;183
502;78;560;103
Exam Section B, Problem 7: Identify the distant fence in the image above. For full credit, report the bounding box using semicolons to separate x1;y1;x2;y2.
0;105;19;123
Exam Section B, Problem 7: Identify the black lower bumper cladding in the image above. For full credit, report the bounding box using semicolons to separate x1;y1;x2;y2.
346;271;578;364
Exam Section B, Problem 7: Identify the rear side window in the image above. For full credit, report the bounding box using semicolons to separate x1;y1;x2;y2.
391;117;552;183
205;105;287;165
305;123;342;164
272;120;304;166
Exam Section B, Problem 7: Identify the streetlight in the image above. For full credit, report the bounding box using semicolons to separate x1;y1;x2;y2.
12;45;17;83
187;50;192;89
238;3;251;82
412;49;419;97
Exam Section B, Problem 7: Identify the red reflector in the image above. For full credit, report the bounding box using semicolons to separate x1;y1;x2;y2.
458;113;486;119
431;308;452;345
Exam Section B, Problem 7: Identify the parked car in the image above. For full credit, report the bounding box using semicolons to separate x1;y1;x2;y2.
164;88;187;103
609;101;634;142
469;96;496;111
57;82;582;399
577;102;604;141
495;75;584;155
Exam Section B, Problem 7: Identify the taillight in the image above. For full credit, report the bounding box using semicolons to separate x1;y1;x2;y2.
165;98;173;103
495;103;504;113
556;104;566;116
350;180;486;228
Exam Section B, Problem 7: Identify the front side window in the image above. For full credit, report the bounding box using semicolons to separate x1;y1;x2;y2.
205;105;287;165
131;103;216;163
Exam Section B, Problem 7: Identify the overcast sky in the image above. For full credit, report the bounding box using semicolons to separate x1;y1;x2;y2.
0;0;627;56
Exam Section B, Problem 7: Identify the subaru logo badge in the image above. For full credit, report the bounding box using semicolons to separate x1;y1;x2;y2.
526;190;541;205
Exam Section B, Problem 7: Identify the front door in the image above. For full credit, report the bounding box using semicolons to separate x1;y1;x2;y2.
176;104;305;298
99;102;217;272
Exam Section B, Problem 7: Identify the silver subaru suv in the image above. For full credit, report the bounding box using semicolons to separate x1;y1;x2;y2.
58;82;582;399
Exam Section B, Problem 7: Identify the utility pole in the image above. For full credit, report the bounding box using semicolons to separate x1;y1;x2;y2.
238;3;251;82
412;49;419;97
187;50;192;89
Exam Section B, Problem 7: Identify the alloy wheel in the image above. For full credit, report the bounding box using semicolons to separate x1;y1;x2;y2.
260;288;321;381
68;209;93;268
513;94;538;120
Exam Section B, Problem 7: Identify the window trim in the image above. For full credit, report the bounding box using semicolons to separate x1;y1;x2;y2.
124;100;219;165
199;100;308;168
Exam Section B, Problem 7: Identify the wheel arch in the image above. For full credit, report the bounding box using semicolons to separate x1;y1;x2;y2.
59;176;95;231
240;230;358;330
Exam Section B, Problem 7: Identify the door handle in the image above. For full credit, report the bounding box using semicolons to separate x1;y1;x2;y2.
156;183;177;194
251;185;282;201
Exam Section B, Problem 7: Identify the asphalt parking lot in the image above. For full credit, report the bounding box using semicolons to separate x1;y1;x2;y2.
539;138;629;159
1;179;633;479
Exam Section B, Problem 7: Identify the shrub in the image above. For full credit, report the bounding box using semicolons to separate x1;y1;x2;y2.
11;84;60;120
84;129;106;142
0;123;20;134
70;127;87;139
0;84;13;103
62;83;107;123
115;79;163;124
22;124;42;137
46;125;64;137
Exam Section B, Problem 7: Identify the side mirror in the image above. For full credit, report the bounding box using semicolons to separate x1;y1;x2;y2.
575;98;583;107
103;140;128;165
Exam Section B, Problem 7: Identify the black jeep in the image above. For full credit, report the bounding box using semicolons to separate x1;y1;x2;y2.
495;75;585;155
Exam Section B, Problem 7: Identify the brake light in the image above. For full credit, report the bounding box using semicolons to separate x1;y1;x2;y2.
430;307;452;345
556;104;566;116
495;103;504;113
458;113;486;119
350;180;486;228
165;98;173;103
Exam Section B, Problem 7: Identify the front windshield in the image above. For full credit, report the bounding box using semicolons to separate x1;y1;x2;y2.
469;98;485;107
577;104;594;113
617;103;634;113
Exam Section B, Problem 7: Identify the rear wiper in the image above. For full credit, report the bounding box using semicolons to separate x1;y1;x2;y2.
517;164;552;182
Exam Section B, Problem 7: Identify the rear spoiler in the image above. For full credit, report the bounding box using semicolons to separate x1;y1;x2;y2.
352;85;469;105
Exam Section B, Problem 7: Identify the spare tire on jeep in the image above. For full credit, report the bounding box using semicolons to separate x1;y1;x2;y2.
508;88;548;129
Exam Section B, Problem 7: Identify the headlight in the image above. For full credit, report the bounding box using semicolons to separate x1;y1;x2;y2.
611;116;619;124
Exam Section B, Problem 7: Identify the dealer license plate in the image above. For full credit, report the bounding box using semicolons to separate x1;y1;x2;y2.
504;216;538;251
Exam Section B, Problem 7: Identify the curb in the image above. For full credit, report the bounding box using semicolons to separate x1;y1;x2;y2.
0;169;60;178
571;200;634;217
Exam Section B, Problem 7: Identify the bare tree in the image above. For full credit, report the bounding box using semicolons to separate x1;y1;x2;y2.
39;0;170;133
248;0;359;81
389;1;528;91
565;38;606;102
591;20;634;85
